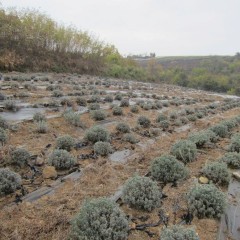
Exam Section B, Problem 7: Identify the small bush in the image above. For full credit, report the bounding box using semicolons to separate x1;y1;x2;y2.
56;135;75;151
130;105;139;113
63;110;83;127
171;140;197;164
4;100;17;111
160;225;200;240
115;93;123;101
210;124;228;138
116;122;130;133
122;176;162;211
52;90;63;97
70;197;129;240
91;110;107;121
156;113;167;123
88;103;100;110
48;149;76;170
104;95;113;102
0;168;21;196
112;106;123;115
85;126;110;143
33;112;46;122
36;120;48;133
88;95;100;103
201;162;230;185
151;155;189;183
11;148;30;167
187;114;197;122
122;133;138;144
94;141;112;156
120;99;129;107
169;111;178;120
0;127;7;144
219;152;240;169
228;133;240;153
138;116;151;128
222;119;237;131
187;184;226;218
0;116;8;129
159;120;169;130
188;130;215;148
76;97;87;106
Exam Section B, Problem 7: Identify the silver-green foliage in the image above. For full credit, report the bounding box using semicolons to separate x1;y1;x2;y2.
151;155;189;183
219;152;240;169
70;197;129;240
56;135;75;151
210;124;228;138
94;141;112;156
90;110;107;121
63;110;83;127
137;116;151;128
170;140;197;164
0;127;7;144
84;126;110;144
36;120;48;133
48;149;76;170
188;130;217;148
122;176;162;211
112;106;123;115
122;133;138;144
120;99;129;107
116;122;130;133
228;133;240;153
11;148;30;167
0;168;21;196
201;162;230;185
160;225;200;240
33;112;46;122
187;184;226;219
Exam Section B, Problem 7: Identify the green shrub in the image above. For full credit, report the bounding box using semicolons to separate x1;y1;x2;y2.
156;113;167;123
159;120;169;130
48;149;76;170
70;197;129;240
160;225;200;240
0;127;7;144
222;119;237;131
36;120;48;133
130;105;139;113
116;122;130;133
11;148;30;167
122;133;138;144
151;155;189;183
63;110;83;127
76;97;87;106
201;162;230;185
56;135;75;151
112;106;123;115
52;90;63;97
187;114;197;122
91;110;107;121
88;103;100;110
219;152;240;168
115;93;123;101
104;95;113;102
138;116;151;128
188;130;210;148
210;124;228;138
171;140;197;164
122;176;162;211
169;111;178;120
33;112;46;122
149;128;161;137
88;95;100;103
93;141;112;156
0;116;8;129
228;133;240;152
187;184;226;218
0;168;21;196
85;126;110;144
4;100;17;111
120;99;129;107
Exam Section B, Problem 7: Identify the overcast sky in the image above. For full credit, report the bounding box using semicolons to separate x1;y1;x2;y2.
1;0;240;56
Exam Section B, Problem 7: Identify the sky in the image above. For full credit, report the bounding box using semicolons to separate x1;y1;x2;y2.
1;0;240;56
